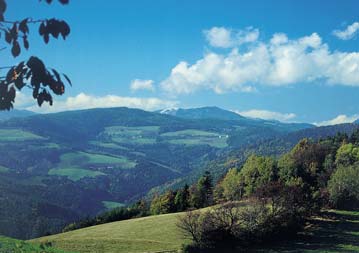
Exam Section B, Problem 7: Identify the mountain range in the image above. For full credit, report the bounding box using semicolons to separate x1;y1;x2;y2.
0;106;357;239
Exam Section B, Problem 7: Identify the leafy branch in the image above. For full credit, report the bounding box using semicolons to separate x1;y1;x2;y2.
0;0;71;110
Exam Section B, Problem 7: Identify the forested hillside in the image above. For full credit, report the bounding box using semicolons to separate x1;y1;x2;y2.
0;106;357;239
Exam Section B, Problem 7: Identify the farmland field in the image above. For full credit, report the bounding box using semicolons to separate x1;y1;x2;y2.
103;126;159;145
48;167;106;181
102;201;126;210
0;165;9;173
161;129;228;148
48;152;136;181
0;129;45;142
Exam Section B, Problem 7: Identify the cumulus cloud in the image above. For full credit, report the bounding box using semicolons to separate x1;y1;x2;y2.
161;29;359;95
235;109;296;122
22;93;177;113
130;79;155;92
204;26;259;48
333;22;359;40
315;114;359;126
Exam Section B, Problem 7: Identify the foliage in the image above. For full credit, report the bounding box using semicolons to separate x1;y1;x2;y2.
240;155;277;196
0;0;71;110
335;143;359;167
63;200;149;232
216;168;243;201
328;164;359;208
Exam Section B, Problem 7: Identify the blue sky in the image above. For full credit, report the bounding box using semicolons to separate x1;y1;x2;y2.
6;0;359;125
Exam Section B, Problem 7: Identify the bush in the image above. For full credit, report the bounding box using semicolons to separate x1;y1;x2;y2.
178;182;312;251
328;164;359;209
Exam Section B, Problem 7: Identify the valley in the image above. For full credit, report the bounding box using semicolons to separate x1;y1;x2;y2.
0;106;357;240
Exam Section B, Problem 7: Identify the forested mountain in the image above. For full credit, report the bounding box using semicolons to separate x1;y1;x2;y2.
0;106;355;239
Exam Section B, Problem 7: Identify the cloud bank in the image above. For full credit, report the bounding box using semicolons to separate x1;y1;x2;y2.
161;27;359;95
316;114;359;126
22;93;177;113
235;109;296;122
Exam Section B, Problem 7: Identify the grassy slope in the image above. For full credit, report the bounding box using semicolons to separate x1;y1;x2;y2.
31;209;359;253
31;212;189;253
0;129;45;141
0;236;71;253
48;151;136;181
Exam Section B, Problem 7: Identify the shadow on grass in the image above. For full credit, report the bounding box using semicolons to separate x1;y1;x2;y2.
251;209;359;253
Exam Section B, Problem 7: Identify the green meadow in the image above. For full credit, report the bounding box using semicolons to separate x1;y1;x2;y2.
31;209;359;253
48;151;136;181
0;236;71;253
161;129;228;148
0;129;45;142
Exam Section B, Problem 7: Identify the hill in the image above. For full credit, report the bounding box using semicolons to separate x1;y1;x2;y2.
159;106;245;121
0;106;354;240
0;236;70;253
30;209;359;253
0;109;35;121
31;212;187;253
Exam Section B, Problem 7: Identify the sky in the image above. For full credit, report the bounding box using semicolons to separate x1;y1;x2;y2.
5;0;359;125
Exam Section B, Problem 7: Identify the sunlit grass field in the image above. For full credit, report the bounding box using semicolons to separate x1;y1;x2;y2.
0;129;45;142
48;151;136;181
31;212;189;253
31;209;359;253
0;236;72;253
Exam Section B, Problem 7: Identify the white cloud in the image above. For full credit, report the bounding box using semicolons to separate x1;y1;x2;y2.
22;93;177;113
130;79;155;92
204;26;259;48
235;109;296;122
161;29;359;95
333;22;359;40
315;114;359;126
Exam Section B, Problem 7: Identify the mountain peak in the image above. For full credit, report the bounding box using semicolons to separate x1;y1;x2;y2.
158;106;244;121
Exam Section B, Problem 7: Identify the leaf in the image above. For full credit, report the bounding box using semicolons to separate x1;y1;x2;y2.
59;0;69;4
10;23;17;38
6;67;15;83
44;33;50;44
59;21;70;39
5;30;12;44
0;0;6;14
63;73;72;86
27;57;46;73
11;40;21;57
19;18;29;34
51;68;61;81
23;36;29;50
8;87;16;103
39;22;46;36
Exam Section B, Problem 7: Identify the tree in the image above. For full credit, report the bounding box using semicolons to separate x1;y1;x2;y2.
0;0;71;110
278;139;327;187
174;184;190;212
219;168;244;201
335;143;359;167
196;171;214;208
150;190;176;215
328;164;359;208
240;155;277;196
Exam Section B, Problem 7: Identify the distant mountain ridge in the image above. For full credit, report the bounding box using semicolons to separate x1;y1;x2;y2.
158;106;245;121
158;106;314;131
0;109;35;121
